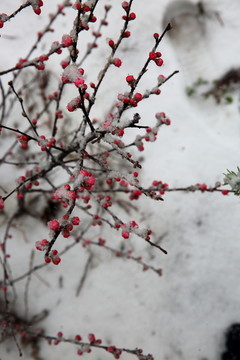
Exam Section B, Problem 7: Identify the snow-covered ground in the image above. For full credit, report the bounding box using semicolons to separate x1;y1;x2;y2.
1;1;240;360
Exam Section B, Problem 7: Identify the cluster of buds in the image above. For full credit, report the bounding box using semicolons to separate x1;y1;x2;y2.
129;189;142;200
38;135;56;151
88;333;102;344
16;169;40;191
16;58;28;69
73;0;95;12
55;110;64;119
116;220;153;241
75;333;102;356
98;237;106;246
62;64;85;87
91;214;103;226
115;220;139;239
76;344;91;356
61;215;80;238
35;54;49;71
16;176;27;199
107;346;122;359
52;331;64;346
155;112;171;125
92;30;102;39
97;194;112;208
17;135;29;149
74;77;86;91
122;1;136;22
122;12;136;21
35;239;49;251
148;51;164;67
99;115;126;137
117;90;144;109
78;12;97;31
35;240;61;265
118;178;129;188
78;194;90;204
78;170;95;191
135;349;154;360
129;171;140;184
134;112;171;150
113;138;125;148
98;151;110;166
144;127;158;142
47;91;59;100
30;0;44;15
151;180;169;195
106;173;138;189
52;185;77;208
117;92;137;107
111;127;125;137
45;249;61;265
100;116;114;132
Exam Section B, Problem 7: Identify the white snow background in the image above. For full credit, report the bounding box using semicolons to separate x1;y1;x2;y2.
0;0;240;360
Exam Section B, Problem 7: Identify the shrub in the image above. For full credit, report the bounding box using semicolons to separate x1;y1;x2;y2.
0;1;234;359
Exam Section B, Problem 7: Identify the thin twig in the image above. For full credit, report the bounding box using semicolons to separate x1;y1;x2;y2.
76;252;93;297
24;250;35;320
8;81;38;136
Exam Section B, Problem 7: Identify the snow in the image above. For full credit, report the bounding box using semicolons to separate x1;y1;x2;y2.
1;0;240;360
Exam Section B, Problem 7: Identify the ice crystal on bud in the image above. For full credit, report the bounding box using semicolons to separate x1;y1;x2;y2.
35;239;49;251
62;64;84;83
158;74;165;85
122;1;129;10
79;170;95;190
52;185;77;207
224;167;240;194
80;14;90;28
100;119;113;131
77;343;91;355
0;13;8;28
62;34;74;47
51;41;61;52
48;219;60;231
135;135;144;152
67;96;81;112
29;0;43;14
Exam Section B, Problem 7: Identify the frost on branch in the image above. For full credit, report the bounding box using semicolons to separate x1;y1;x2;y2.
62;64;84;84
